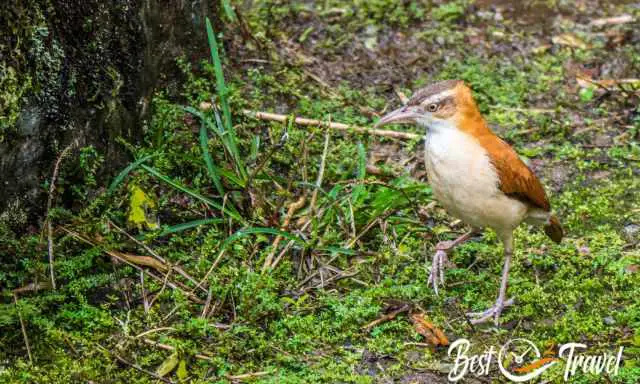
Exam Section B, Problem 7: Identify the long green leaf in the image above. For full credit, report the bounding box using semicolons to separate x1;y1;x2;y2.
249;135;260;162
217;167;245;188
213;106;246;179
221;0;237;22
317;246;357;255
356;142;366;180
157;218;224;237
140;164;244;223
107;153;160;194
204;18;248;181
199;121;225;196
182;106;246;182
352;142;367;203
205;17;233;135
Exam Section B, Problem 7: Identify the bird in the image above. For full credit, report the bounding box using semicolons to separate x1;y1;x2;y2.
374;80;563;325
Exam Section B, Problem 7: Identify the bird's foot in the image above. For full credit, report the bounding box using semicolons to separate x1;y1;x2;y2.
427;241;457;295
467;297;515;325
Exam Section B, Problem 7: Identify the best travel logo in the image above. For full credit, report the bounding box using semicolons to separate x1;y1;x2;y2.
447;338;624;382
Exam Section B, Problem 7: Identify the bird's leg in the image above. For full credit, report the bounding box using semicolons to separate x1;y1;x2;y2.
467;233;515;325
428;229;478;295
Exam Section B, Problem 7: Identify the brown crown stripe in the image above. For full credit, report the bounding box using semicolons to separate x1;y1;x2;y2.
408;80;462;105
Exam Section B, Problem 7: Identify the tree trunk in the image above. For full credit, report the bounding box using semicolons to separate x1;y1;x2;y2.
0;0;219;229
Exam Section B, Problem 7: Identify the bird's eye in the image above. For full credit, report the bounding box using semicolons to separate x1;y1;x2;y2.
427;103;438;112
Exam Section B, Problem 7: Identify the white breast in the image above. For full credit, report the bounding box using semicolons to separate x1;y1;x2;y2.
424;125;528;232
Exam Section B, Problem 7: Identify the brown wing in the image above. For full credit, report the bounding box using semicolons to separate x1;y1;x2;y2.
478;134;550;211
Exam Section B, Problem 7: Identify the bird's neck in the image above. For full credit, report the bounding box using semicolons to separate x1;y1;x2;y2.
456;105;493;138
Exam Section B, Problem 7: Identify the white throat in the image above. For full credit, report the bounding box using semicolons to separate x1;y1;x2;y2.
419;118;456;137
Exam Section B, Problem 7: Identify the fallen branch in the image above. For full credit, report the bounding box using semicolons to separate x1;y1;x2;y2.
589;14;633;26
242;110;420;140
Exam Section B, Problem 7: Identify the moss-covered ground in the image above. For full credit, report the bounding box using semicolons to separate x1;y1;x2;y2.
1;0;639;383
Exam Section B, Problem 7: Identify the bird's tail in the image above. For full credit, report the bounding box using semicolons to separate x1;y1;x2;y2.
544;214;563;244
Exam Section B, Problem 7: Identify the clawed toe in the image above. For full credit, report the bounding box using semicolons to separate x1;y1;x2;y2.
427;249;450;295
435;240;454;251
427;234;475;296
467;298;514;325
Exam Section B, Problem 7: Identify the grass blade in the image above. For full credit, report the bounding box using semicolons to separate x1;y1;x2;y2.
183;106;246;182
205;17;233;135
199;121;225;197
356;142;366;180
352;142;367;203
316;246;357;255
107;153;160;195
221;0;237;22
250;135;260;162
140;164;244;223
213;106;246;179
157;218;224;237
204;18;248;181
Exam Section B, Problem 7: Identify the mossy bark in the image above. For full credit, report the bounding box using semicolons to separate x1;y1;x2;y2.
0;0;219;228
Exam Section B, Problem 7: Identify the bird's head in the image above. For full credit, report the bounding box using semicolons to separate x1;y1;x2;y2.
375;80;483;133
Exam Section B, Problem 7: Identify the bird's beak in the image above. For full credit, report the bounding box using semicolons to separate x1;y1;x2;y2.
374;106;422;128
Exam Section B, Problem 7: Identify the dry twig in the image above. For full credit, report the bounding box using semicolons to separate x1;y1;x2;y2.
14;293;33;364
108;220;207;294
12;282;52;295
45;139;78;289
361;303;411;332
226;371;271;381
98;344;174;384
61;227;204;304
142;338;213;361
262;195;306;272
243;110;420;140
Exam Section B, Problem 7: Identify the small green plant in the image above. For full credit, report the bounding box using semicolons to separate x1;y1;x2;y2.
431;1;466;22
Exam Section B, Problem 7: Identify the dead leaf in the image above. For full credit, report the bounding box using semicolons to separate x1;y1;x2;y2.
552;33;591;49
410;313;449;346
108;250;169;273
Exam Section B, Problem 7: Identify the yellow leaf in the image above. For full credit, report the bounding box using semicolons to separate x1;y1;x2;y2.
127;184;159;230
176;359;188;381
156;351;179;377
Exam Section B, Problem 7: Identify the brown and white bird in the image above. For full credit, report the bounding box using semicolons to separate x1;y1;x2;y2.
375;80;563;325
